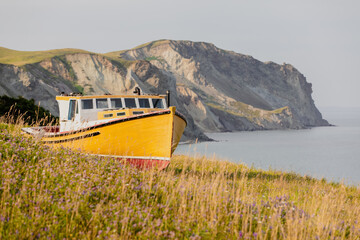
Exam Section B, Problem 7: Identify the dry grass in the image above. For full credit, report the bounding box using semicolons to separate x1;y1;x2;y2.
0;118;359;239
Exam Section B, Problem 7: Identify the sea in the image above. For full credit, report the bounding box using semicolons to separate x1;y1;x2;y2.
175;107;360;186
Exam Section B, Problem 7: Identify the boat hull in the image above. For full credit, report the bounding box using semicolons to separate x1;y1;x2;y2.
23;107;186;169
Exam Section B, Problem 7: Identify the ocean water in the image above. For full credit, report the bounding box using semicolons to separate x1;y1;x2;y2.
175;107;360;185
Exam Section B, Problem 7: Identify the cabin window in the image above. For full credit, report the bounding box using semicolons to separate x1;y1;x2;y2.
133;111;144;115
81;99;93;109
152;98;164;108
117;112;125;117
68;100;76;120
124;98;136;108
104;113;113;118
139;98;150;108
96;99;108;109
110;98;123;108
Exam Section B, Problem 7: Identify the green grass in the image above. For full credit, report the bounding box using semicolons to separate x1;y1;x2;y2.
102;40;171;68
74;84;84;94
101;53;136;69
0;120;360;239
130;40;170;51
104;40;170;62
207;101;289;121
0;44;168;69
0;46;135;70
53;56;78;81
0;47;91;66
144;56;165;63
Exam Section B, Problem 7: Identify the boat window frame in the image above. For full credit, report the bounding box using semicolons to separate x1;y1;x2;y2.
76;100;79;114
133;111;144;115
96;98;109;109
124;98;137;108
110;98;123;109
152;98;165;109
138;98;150;108
149;99;154;108
81;99;94;110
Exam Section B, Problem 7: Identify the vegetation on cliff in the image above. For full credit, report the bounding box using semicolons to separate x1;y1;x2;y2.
0;119;359;239
0;96;57;125
0;47;90;66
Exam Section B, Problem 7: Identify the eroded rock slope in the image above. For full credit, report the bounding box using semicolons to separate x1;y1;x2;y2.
0;40;329;140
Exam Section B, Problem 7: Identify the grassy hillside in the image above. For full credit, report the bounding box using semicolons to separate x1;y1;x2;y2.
207;101;290;122
101;52;136;68
0;121;359;239
0;46;137;70
0;47;91;66
103;39;169;67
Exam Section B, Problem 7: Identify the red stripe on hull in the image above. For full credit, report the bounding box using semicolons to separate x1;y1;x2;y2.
115;157;170;170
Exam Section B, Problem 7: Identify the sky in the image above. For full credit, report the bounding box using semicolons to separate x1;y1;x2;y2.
1;0;359;108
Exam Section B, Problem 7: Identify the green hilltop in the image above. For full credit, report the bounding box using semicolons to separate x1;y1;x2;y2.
105;39;170;57
0;40;171;67
0;47;93;66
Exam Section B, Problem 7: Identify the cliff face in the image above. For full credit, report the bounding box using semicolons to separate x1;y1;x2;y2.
118;40;328;130
0;63;73;114
0;40;329;140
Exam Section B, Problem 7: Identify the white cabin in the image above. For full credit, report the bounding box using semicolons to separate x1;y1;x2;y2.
56;94;167;132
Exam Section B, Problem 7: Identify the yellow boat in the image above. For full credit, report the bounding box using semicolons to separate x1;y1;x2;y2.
22;91;187;169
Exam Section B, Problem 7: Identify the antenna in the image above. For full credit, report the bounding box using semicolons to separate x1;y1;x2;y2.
166;90;170;107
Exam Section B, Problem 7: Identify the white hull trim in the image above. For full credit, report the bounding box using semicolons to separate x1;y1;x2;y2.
88;154;171;161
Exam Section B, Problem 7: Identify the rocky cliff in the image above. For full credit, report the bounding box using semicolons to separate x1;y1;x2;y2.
0;41;329;140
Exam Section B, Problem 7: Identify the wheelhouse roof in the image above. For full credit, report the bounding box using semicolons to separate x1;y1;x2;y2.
56;94;166;101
